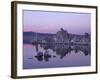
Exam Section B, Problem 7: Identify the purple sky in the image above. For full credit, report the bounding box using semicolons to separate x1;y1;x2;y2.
23;10;91;34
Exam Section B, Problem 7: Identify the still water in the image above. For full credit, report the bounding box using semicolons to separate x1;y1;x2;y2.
23;44;90;69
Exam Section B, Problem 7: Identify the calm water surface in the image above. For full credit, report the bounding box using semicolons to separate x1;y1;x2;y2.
23;44;90;69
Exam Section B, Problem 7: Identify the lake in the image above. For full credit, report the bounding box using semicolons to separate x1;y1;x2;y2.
23;44;90;69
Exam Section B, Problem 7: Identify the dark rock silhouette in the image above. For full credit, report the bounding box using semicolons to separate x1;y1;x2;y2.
35;52;43;61
35;51;51;62
44;50;51;61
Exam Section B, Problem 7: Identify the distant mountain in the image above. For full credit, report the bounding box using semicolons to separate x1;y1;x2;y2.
23;32;56;44
23;32;55;36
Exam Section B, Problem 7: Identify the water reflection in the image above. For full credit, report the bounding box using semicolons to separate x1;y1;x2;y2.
33;42;90;61
35;51;51;62
35;52;43;61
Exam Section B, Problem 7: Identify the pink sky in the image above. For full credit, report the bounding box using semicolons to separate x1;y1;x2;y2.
23;10;91;34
